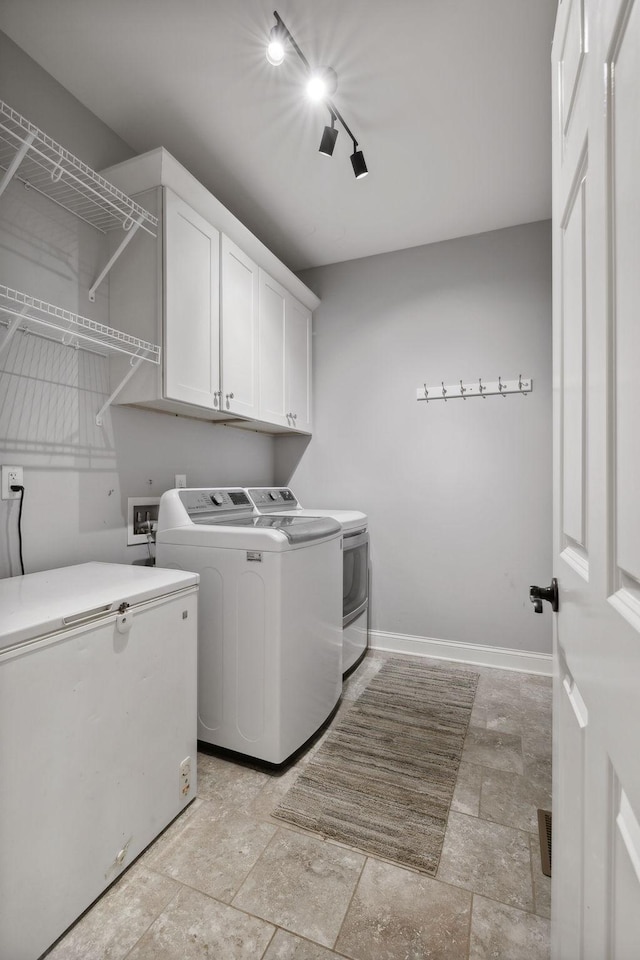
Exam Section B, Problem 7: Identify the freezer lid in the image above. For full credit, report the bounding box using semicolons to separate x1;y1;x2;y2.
0;562;199;651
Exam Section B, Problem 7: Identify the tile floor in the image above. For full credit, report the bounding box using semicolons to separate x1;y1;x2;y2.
46;652;552;960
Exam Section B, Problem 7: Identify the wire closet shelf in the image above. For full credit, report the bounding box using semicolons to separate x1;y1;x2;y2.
0;285;160;363
0;100;158;236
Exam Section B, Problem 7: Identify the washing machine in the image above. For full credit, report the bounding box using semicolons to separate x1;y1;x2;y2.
246;488;369;676
155;488;343;766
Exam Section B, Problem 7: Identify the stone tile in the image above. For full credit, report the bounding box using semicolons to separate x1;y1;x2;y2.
305;700;353;760
137;797;205;867
264;928;346;959
47;865;180;960
126;886;275;960
479;768;551;833
335;858;472;960
480;693;527;735
146;801;277;902
522;735;552;794
451;761;482;817
484;702;527;736
469;894;550;959
530;832;552;919
197;750;270;807
462;728;524;774
249;762;307;823
469;703;488;728
437;811;533;911
519;673;552;705
232;827;365;947
474;672;523;710
342;654;385;702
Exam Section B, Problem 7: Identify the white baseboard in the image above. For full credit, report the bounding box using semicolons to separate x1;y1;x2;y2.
369;629;553;677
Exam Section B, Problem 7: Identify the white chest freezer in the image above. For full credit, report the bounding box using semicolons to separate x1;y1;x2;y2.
0;562;199;960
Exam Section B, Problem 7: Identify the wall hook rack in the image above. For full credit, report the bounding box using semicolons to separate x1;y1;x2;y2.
417;376;532;402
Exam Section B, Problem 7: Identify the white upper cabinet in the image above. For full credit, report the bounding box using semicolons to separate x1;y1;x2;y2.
220;236;259;419
165;190;220;409
285;295;312;434
259;270;312;434
103;148;318;432
259;271;287;427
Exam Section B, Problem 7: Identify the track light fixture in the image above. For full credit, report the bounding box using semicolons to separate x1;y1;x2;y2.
319;113;338;157
350;145;368;179
265;10;369;179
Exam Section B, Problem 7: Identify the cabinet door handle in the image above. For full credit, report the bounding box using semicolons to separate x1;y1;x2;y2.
213;390;222;408
226;392;234;401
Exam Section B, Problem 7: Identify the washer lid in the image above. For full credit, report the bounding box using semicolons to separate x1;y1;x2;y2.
0;562;198;652
196;514;341;544
253;507;367;534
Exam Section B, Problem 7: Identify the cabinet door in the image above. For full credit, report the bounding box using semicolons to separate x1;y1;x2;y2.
285;295;312;434
164;189;220;408
258;270;288;427
220;236;259;417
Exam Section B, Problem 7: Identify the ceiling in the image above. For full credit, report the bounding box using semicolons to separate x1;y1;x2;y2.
0;0;557;273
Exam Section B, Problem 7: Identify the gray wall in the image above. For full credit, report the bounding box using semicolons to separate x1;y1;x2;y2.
1;32;552;659
0;33;274;578
277;222;553;654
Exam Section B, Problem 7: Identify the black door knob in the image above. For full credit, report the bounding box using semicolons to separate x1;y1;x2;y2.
530;578;559;614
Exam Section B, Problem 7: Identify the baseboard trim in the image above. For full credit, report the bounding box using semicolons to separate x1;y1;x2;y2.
369;630;553;676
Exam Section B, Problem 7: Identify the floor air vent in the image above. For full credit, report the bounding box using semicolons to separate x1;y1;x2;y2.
537;808;552;877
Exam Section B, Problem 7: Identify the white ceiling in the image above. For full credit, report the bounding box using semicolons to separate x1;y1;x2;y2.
0;0;557;273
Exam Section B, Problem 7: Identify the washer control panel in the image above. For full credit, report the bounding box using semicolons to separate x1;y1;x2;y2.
178;488;252;520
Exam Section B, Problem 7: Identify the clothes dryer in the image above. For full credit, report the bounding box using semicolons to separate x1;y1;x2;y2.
156;488;342;765
246;488;369;675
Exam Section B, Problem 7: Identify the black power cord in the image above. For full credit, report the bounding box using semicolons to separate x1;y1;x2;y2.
10;484;25;576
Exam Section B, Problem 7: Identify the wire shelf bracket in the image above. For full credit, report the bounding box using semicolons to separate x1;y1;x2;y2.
0;100;158;299
417;376;533;402
0;285;161;426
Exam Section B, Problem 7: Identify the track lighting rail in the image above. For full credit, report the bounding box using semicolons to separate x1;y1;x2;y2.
268;11;368;177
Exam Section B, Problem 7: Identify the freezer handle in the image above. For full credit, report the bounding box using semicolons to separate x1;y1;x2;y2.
62;603;113;626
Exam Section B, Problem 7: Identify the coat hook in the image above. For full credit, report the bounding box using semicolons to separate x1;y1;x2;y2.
479;377;486;398
460;379;466;399
423;383;429;401
498;375;506;397
441;381;447;401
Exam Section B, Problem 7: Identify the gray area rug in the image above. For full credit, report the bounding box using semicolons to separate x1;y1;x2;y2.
273;657;479;875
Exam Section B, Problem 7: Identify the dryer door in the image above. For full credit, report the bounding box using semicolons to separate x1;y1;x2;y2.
343;530;369;627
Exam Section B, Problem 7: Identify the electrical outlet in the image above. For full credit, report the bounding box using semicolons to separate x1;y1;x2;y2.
1;465;23;500
127;496;160;545
175;474;187;488
179;756;192;798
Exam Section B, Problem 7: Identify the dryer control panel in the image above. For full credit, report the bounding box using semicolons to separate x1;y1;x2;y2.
247;488;299;511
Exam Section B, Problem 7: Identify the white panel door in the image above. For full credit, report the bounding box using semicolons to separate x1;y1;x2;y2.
551;0;640;957
258;270;287;427
285;294;312;434
164;189;220;408
220;235;259;418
